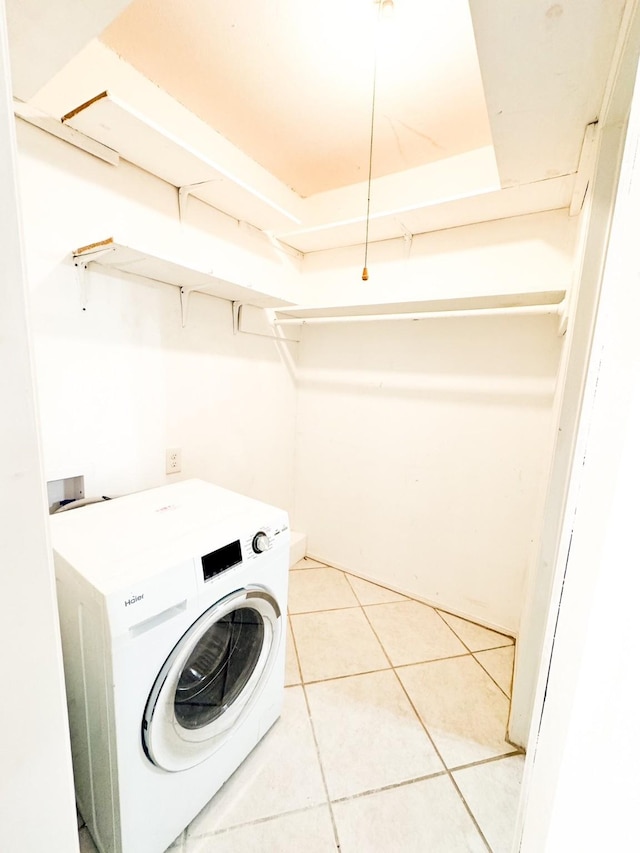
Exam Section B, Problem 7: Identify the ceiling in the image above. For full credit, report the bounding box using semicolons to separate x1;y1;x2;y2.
100;0;494;198
7;0;631;254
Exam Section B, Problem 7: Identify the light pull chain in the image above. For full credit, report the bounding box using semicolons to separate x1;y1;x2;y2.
362;1;385;281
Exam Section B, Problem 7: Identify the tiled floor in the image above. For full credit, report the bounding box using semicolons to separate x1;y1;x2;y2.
78;557;524;852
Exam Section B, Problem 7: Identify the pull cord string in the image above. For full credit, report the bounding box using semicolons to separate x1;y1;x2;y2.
362;2;383;281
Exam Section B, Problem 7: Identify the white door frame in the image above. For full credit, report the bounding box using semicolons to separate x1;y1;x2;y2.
0;2;79;850
516;11;640;849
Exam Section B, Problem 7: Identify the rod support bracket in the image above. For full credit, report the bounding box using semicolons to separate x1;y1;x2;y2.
179;287;191;328
397;219;414;258
232;301;242;334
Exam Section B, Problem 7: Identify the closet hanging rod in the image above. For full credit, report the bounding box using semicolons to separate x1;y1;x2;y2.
273;302;566;326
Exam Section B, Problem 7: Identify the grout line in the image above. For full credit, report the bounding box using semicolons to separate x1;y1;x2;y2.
434;606;515;643
447;773;494;852
432;607;517;708
357;591;493;852
300;682;341;850
392;652;473;668
448;750;525;775
190;802;335;841
387;662;493;853
289;603;362;616
432;607;477;654
472;648;514;701
433;606;514;651
329;769;450;804
288;610;341;850
301;665;394;685
357;602;396;671
286;612;303;686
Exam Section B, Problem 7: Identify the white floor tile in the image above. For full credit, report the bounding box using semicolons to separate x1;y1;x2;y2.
291;608;389;682
186;686;326;837
398;655;513;767
288;567;359;613
364;600;468;666
474;645;515;697
437;611;514;652
453;755;525;853
184;806;337;852
306;670;443;799
332;777;487;853
345;574;407;605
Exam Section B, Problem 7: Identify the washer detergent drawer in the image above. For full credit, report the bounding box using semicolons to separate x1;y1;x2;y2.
106;559;198;636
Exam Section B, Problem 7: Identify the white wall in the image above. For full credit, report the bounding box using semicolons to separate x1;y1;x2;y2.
298;208;577;305
293;307;562;635
0;6;78;850
293;212;576;635
17;120;299;511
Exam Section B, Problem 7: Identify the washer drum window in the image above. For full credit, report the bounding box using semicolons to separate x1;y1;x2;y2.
143;586;281;772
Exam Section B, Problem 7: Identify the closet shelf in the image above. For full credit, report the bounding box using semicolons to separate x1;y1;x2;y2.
72;238;294;319
273;290;566;325
63;92;301;233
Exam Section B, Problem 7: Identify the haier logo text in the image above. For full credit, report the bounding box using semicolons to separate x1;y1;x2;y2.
125;594;144;607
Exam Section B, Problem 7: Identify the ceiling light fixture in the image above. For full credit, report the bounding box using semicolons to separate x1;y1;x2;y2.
362;0;394;281
381;0;395;18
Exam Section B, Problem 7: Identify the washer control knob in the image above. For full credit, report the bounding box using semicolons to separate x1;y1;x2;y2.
252;532;269;554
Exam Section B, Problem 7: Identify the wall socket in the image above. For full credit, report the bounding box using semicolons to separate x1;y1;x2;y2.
165;447;182;474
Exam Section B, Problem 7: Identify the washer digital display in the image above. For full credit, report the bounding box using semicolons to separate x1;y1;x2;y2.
202;540;242;581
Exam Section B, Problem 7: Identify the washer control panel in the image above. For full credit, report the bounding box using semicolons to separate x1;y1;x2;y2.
242;520;288;561
252;531;269;553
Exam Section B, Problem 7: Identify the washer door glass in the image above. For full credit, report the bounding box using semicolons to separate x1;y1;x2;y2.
143;586;282;772
174;607;265;730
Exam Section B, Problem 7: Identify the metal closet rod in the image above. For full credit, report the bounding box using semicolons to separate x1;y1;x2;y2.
273;302;566;326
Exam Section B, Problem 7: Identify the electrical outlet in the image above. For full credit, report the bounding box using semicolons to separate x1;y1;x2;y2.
165;447;181;474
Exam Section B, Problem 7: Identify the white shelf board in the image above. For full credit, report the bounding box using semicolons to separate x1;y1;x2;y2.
62;92;301;233
73;239;294;309
274;290;566;320
275;176;574;254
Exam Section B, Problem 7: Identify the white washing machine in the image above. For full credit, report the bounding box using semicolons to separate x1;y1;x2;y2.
51;479;289;853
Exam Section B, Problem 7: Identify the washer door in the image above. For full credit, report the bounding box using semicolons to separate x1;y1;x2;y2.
143;586;281;772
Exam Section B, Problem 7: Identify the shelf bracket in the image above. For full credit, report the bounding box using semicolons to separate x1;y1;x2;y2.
73;247;112;311
264;230;304;262
74;259;89;311
178;186;192;224
178;181;213;223
179;287;191;328
232;301;242;334
397;220;414;259
558;300;569;336
570;121;599;216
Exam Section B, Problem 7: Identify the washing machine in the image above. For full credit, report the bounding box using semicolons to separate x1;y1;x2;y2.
51;479;289;853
